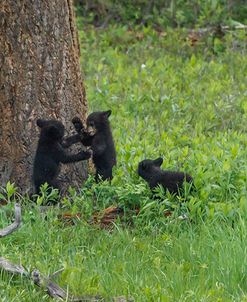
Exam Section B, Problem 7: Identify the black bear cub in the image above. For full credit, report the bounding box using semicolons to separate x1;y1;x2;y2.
70;110;116;182
138;157;193;195
33;119;91;195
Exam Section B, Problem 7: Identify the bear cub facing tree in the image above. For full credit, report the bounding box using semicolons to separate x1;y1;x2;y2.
33;119;91;195
138;157;193;195
64;110;116;181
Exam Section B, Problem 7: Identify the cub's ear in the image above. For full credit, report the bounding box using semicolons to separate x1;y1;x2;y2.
140;161;147;170
103;110;112;118
153;157;163;166
36;119;46;128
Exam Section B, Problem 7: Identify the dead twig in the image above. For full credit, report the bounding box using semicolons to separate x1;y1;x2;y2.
0;257;103;301
31;269;68;300
49;267;64;279
0;257;27;276
32;269;103;301
0;203;21;237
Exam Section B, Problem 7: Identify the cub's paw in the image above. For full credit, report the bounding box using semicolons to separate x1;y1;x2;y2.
72;117;84;132
81;149;92;160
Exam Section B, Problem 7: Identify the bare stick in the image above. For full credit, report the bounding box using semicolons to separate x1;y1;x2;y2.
0;203;22;237
0;257;103;301
0;257;27;276
31;269;68;299
32;269;104;301
49;267;64;279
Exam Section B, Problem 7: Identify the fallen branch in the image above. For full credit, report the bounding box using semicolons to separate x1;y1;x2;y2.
31;269;70;300
0;203;21;237
0;257;27;276
32;269;103;301
49;267;64;279
0;257;103;301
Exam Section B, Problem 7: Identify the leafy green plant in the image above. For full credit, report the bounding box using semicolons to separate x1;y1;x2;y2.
34;183;60;206
0;181;18;203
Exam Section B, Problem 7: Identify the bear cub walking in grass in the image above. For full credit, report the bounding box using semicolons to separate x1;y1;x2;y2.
64;110;116;182
33;119;91;195
138;157;193;195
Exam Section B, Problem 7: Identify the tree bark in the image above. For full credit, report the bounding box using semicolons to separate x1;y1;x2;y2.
0;0;88;193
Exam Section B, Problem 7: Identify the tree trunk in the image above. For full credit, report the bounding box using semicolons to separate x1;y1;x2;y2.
0;0;88;194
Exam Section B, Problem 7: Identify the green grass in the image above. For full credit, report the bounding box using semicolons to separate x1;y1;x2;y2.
81;26;247;218
1;26;247;300
2;208;247;301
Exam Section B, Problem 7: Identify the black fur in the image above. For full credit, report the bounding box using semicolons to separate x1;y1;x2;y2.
138;157;193;194
68;110;116;181
33;119;91;194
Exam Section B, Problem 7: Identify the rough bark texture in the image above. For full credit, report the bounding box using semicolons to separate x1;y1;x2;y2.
0;0;88;193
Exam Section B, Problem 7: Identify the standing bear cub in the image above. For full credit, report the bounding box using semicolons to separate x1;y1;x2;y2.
33;119;91;195
138;157;193;195
65;110;116;182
